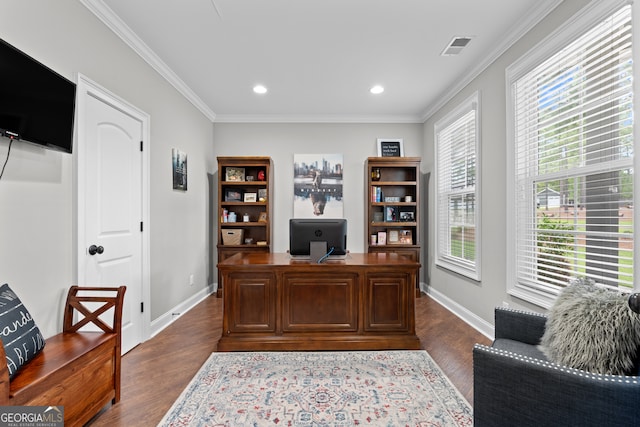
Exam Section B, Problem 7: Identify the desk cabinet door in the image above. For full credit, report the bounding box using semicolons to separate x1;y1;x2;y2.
282;273;359;332
224;272;276;334
364;272;413;332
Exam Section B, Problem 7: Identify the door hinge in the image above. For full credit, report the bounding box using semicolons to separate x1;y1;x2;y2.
140;140;143;152
141;302;144;313
140;221;143;232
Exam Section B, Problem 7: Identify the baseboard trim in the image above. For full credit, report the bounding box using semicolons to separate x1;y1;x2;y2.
421;284;494;340
149;283;494;341
150;284;216;338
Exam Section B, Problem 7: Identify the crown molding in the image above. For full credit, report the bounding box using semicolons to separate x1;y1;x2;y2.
82;0;563;125
213;114;424;124
80;0;217;122
420;0;563;122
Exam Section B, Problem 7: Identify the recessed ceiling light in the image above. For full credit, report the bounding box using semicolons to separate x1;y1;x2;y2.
253;85;268;94
370;85;384;95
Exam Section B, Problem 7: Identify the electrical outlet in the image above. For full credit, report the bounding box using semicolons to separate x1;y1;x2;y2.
189;274;194;286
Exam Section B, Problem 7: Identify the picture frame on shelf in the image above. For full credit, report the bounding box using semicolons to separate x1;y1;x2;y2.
377;231;387;245
258;188;267;202
243;192;257;202
225;167;245;182
224;189;243;202
385;206;398;222
399;210;415;221
387;229;401;244
377;138;404;157
399;229;413;244
258;212;268;222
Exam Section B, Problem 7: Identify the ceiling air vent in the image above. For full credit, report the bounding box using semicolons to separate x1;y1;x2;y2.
441;36;473;56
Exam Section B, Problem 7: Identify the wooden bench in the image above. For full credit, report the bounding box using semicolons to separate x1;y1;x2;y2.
0;286;126;427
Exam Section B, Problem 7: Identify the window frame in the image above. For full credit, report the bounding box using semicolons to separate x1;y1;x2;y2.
506;0;636;308
434;91;482;281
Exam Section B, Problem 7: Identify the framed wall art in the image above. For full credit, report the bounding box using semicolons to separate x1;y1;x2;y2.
172;148;187;191
293;153;344;218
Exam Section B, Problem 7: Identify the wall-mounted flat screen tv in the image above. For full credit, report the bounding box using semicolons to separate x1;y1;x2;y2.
0;38;76;153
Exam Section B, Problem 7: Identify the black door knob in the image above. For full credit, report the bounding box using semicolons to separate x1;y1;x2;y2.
88;245;104;255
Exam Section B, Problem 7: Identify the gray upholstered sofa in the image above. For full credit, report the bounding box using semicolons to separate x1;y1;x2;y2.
473;306;640;427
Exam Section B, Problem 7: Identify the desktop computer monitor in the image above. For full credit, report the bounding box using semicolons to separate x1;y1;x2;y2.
289;218;347;259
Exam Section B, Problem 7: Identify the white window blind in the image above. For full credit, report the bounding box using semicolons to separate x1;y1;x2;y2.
511;4;633;295
435;93;480;280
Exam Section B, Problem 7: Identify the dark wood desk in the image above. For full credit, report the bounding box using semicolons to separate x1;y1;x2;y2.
217;252;420;351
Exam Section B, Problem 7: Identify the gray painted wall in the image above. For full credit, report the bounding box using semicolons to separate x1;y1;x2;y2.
211;122;423;256
0;0;214;337
422;0;605;326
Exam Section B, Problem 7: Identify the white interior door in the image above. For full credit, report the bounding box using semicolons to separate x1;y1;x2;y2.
76;75;149;354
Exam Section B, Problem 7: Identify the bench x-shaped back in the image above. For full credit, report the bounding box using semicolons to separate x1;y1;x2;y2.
63;286;126;334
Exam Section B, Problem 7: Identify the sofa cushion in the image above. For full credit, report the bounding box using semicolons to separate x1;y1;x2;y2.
0;284;46;379
539;278;640;375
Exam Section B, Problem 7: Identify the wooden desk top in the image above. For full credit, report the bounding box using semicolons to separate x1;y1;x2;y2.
218;252;421;268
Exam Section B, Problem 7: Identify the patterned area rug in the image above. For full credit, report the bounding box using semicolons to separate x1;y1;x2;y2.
158;350;472;426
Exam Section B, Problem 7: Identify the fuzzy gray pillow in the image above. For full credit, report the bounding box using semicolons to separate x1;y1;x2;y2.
539;278;640;375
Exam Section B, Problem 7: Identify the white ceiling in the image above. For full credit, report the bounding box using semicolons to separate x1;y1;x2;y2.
83;0;561;123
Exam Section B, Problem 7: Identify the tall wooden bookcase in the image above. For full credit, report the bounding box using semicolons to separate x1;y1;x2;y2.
217;156;273;296
365;157;421;291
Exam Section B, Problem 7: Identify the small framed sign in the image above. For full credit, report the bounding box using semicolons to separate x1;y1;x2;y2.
377;138;404;157
387;229;400;244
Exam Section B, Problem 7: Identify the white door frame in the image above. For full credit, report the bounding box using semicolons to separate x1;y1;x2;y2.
74;73;151;345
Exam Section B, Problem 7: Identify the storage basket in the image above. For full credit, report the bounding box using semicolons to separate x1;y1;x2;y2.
221;229;244;245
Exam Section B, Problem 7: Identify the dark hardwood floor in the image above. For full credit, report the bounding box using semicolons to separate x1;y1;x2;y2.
89;293;491;426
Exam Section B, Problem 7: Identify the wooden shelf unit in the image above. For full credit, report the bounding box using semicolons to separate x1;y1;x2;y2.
217;156;273;296
365;157;421;289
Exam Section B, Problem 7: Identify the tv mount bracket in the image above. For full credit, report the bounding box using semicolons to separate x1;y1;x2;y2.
0;129;19;139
